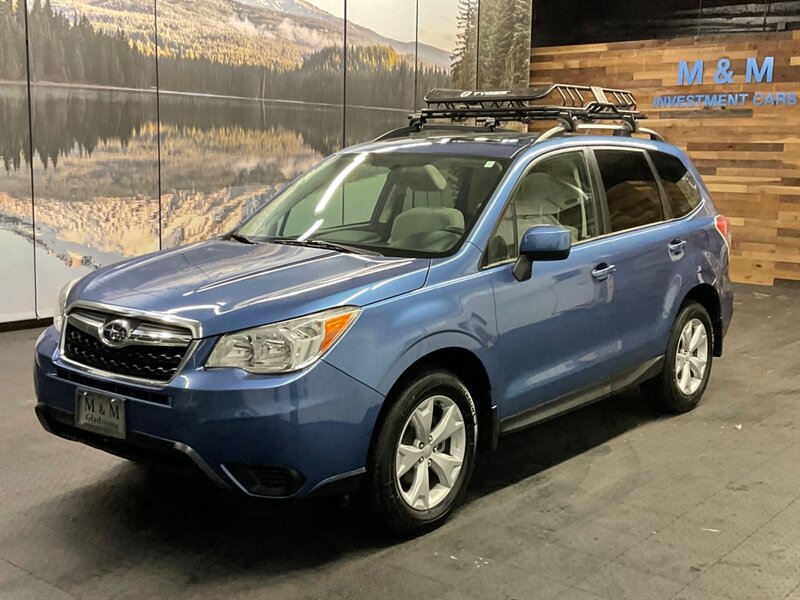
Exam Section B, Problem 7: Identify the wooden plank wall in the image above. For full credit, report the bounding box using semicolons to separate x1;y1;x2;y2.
530;31;800;286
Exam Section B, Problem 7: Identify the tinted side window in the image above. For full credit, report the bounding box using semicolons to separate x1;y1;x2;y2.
595;149;664;232
650;151;702;217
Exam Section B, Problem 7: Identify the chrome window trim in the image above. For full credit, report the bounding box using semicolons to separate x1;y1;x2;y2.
479;146;707;273
58;299;202;388
481;198;707;272
588;196;706;241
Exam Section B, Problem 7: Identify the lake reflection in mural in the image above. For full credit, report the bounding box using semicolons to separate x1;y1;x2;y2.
0;85;412;273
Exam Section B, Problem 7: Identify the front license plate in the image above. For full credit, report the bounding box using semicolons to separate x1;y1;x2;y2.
75;390;126;439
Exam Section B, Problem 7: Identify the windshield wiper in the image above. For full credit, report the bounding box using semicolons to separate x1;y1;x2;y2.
267;237;381;256
227;233;258;245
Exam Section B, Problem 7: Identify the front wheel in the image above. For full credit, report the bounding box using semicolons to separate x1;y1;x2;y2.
368;369;477;536
642;301;714;413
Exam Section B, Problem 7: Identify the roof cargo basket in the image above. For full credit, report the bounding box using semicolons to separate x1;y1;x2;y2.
375;84;664;142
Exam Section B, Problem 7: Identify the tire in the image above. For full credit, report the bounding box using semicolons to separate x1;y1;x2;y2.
368;369;478;536
642;301;714;414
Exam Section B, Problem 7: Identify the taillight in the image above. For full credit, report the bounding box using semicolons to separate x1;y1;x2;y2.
715;214;731;248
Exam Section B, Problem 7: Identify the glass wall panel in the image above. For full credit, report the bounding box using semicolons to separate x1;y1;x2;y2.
0;0;35;322
157;0;344;248
27;0;160;316
344;0;418;144
417;0;478;108
0;0;538;323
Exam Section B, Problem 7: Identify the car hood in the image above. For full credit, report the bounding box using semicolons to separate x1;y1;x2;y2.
73;239;430;337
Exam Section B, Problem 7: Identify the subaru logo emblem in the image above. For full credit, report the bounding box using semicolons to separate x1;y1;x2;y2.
101;319;132;347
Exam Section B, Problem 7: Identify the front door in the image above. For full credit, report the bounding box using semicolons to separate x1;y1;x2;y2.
486;149;620;421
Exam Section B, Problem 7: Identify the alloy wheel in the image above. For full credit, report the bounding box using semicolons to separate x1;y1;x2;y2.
395;395;467;510
675;318;708;395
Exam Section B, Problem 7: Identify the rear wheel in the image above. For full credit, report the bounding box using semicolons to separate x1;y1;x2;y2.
369;370;477;535
643;301;713;413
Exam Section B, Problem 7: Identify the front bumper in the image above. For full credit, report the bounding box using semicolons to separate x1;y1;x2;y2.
34;326;384;498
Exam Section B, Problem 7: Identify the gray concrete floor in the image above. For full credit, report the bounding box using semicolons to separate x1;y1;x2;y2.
1;283;798;600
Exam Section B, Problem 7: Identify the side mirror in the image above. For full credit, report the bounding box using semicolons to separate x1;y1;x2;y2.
512;225;572;281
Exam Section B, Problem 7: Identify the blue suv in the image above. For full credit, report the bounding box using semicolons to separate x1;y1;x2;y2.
34;85;733;534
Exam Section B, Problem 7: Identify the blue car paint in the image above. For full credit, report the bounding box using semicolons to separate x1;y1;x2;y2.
488;236;619;419
34;133;733;498
35;326;386;496
70;240;430;336
326;243;500;397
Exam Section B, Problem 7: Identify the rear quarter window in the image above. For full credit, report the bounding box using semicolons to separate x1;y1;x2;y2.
650;151;703;218
594;149;664;232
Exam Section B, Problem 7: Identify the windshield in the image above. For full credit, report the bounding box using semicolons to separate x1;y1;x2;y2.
236;151;509;257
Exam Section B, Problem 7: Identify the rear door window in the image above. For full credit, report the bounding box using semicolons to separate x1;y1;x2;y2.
650;151;703;218
594;149;664;232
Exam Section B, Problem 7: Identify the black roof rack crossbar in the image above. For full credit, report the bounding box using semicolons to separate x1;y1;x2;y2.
373;83;662;142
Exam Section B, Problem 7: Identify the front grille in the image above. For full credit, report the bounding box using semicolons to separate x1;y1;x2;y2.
63;315;192;383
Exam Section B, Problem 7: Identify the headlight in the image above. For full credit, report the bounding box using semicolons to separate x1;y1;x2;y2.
206;306;360;374
53;278;80;332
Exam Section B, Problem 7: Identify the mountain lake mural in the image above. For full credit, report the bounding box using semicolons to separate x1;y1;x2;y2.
0;0;532;321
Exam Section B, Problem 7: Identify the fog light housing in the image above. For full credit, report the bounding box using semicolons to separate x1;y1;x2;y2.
224;463;305;497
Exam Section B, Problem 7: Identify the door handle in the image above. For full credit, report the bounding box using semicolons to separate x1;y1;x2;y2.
668;239;687;254
591;263;616;280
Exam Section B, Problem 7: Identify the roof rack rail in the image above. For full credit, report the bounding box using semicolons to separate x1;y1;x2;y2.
373;84;664;142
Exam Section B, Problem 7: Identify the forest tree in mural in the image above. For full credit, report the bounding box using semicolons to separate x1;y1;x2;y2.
451;0;479;89
0;0;26;81
447;0;532;92
0;0;448;107
478;0;533;90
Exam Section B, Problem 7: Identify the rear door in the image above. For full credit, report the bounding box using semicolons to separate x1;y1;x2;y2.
592;147;686;373
487;148;620;421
